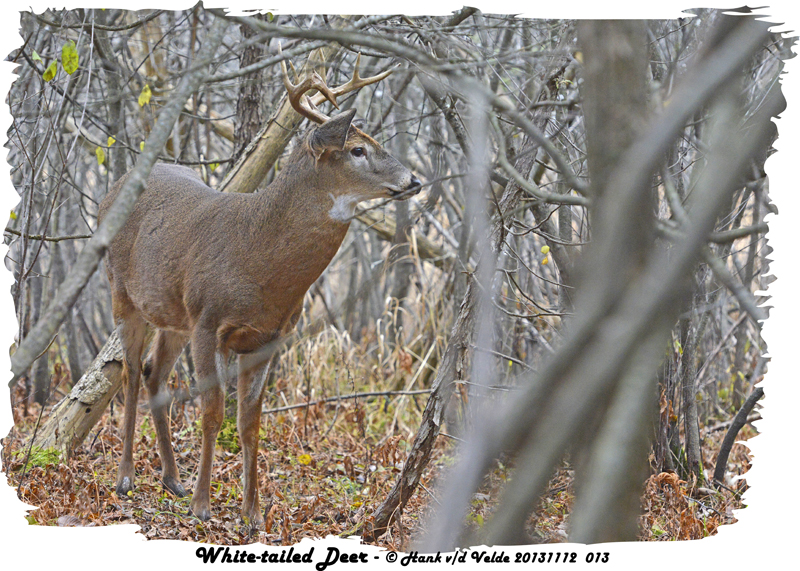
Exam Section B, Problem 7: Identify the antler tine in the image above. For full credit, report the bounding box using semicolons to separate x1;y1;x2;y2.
279;44;339;124
310;53;395;107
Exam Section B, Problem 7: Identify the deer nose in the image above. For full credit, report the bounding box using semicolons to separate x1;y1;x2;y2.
406;175;422;194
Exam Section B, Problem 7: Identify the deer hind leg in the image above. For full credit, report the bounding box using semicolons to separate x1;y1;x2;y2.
143;330;189;497
115;312;148;497
237;352;273;528
188;325;226;521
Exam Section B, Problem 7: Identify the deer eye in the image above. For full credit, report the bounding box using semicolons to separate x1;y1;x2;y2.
351;147;366;158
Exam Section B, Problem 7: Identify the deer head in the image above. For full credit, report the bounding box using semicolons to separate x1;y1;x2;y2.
281;51;421;221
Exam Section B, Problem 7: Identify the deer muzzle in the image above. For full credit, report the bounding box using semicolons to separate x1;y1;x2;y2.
390;175;422;200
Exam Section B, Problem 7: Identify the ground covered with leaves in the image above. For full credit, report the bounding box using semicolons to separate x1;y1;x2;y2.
3;351;756;548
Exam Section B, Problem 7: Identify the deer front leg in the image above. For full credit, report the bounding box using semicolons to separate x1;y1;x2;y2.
189;328;226;521
237;353;271;528
115;315;148;497
143;330;189;497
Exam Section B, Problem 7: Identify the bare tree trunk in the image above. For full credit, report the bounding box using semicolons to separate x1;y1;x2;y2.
553;19;651;544
232;14;269;163
28;272;50;405
362;277;480;541
680;311;709;481
387;87;413;346
732;187;761;409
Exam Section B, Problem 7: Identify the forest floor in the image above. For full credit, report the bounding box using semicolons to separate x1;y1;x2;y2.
3;356;756;548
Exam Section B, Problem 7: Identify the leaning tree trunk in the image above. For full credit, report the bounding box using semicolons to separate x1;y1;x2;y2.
27;333;124;456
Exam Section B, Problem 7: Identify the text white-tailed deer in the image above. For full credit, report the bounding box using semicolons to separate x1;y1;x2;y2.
98;56;420;526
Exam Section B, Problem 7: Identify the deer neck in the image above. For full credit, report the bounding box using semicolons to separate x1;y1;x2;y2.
254;148;352;257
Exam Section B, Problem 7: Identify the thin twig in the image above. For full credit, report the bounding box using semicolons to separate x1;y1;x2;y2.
4;228;92;242
263;389;433;414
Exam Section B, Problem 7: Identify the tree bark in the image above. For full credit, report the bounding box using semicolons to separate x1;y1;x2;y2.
28;333;124;456
233;14;269;163
680;311;708;481
361;277;479;541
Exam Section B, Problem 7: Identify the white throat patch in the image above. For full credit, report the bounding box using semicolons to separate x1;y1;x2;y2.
328;194;360;223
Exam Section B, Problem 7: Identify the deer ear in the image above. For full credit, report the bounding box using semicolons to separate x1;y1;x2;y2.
309;108;357;159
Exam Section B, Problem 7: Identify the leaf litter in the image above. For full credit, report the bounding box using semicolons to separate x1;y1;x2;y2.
3;347;756;547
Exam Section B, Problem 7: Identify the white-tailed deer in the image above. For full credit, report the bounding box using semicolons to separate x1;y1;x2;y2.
98;56;420;526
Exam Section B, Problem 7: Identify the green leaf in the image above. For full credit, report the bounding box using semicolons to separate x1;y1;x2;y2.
31;50;42;62
209;162;219;172
42;61;58;82
267;12;274;22
95;146;105;165
138;84;152;107
61;40;79;75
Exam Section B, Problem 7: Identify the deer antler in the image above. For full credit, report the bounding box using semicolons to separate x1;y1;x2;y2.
280;46;394;124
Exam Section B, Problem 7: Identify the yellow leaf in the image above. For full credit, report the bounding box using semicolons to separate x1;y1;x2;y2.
542;257;549;265
138;84;152;107
95;146;105;165
540;245;550;255
210;162;219;172
298;454;312;466
62;40;79;75
42;60;58;82
107;136;116;147
139;141;145;151
9;211;17;220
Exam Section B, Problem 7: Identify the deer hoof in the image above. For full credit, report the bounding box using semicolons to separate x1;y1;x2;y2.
162;477;187;498
115;477;134;498
190;502;212;521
